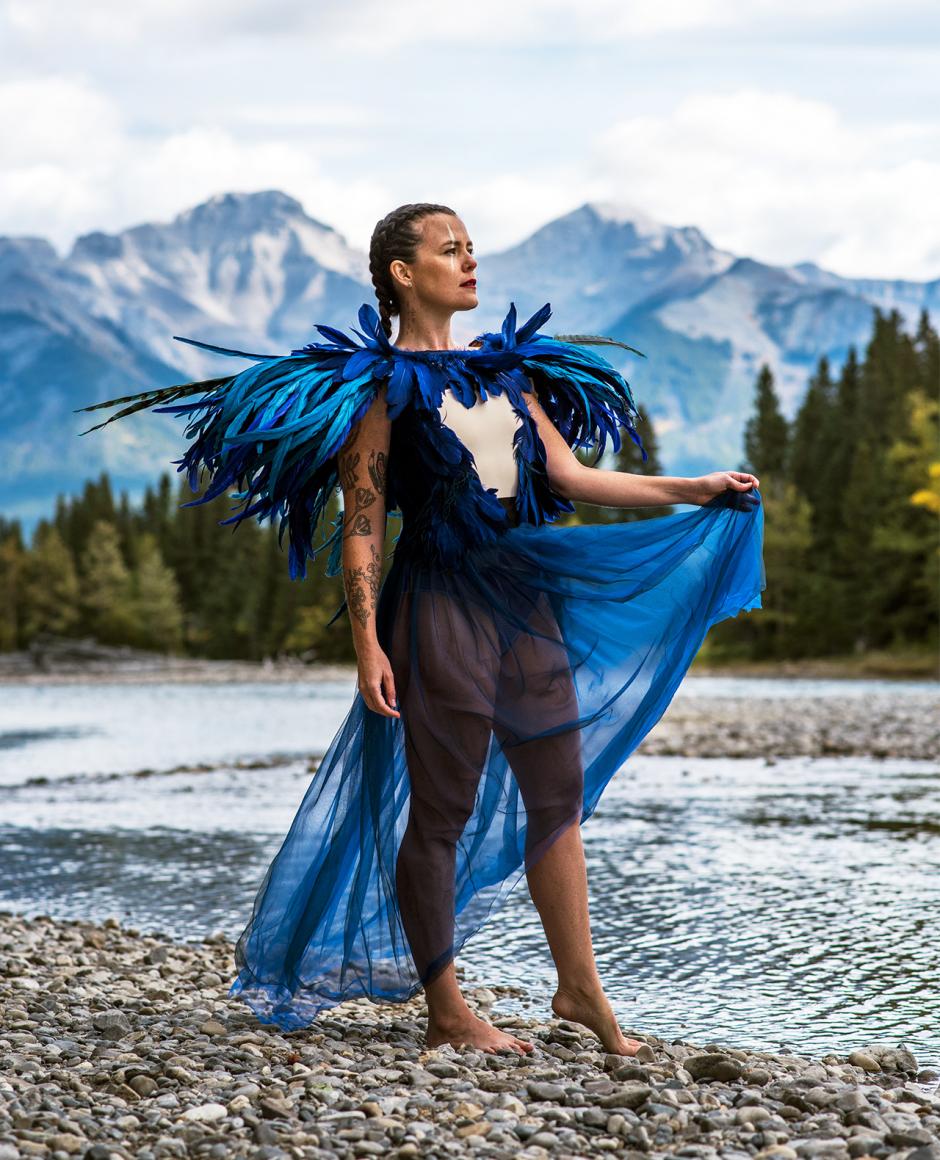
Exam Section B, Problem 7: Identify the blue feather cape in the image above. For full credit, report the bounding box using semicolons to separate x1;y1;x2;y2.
77;301;647;587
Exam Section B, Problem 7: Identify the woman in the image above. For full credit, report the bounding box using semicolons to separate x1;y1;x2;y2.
77;202;764;1059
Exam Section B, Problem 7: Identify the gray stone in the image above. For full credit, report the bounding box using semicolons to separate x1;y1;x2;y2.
793;1139;849;1157
525;1081;566;1102
845;1139;887;1158
528;1131;560;1148
863;1044;918;1073
598;1083;652;1110
735;1105;774;1125
179;1103;227;1123
834;1090;870;1113
91;1010;132;1040
684;1053;746;1082
424;1061;460;1079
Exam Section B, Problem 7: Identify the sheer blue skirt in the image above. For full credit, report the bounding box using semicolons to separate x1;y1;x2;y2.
228;491;765;1030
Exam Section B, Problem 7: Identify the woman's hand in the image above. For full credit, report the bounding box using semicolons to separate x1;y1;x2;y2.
687;470;761;509
357;641;400;718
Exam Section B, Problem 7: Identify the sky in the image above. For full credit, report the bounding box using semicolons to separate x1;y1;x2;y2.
1;0;939;280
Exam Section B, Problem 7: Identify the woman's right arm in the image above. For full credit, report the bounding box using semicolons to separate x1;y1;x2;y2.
336;385;400;719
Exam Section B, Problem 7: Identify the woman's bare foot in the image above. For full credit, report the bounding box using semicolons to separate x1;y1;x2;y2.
426;1009;535;1055
551;985;654;1059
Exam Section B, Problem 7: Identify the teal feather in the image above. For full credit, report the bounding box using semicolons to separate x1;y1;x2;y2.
74;299;647;585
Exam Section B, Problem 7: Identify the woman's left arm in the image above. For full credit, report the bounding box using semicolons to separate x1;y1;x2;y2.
520;389;760;509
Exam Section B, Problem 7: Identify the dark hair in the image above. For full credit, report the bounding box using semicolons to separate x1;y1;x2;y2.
369;203;457;338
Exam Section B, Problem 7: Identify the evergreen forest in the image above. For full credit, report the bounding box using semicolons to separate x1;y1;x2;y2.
1;307;936;671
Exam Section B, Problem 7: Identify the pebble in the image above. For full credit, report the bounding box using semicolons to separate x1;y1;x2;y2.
1;910;939;1159
643;689;938;760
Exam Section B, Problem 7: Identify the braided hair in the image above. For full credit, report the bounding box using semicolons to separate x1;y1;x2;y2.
369;203;457;338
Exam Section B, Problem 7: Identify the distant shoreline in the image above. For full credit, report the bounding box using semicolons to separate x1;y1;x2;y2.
0;656;359;685
0;651;936;686
1;652;935;760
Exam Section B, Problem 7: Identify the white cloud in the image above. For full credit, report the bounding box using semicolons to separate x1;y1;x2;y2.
415;171;611;254
1;2;938;280
0;77;388;255
0;77;121;166
4;0;936;49
592;89;940;279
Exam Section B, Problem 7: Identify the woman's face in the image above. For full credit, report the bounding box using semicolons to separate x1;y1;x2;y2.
391;214;478;313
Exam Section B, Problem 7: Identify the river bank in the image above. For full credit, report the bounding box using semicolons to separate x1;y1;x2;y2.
0;639;935;687
641;688;938;760
2;912;938;1160
0;650;935;762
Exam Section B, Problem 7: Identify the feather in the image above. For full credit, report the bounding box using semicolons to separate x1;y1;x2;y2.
74;298;650;588
490;303;649;466
171;335;280;360
515;302;553;344
551;334;647;358
74;376;232;435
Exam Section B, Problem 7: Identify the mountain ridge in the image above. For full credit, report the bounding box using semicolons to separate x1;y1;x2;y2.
2;190;936;532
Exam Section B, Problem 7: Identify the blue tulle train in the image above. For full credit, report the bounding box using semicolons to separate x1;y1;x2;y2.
228;492;765;1029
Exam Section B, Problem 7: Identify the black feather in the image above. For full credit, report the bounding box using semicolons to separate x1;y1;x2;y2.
552;333;647;358
73;376;233;435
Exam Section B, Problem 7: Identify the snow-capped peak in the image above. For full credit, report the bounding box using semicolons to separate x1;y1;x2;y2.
587;199;668;240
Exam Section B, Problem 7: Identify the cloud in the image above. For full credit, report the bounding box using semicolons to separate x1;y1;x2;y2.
592;89;940;279
4;0;937;50
0;76;388;255
1;2;938;280
0;77;121;167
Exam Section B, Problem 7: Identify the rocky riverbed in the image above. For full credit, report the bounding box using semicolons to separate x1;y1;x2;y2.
641;691;939;761
2;912;939;1160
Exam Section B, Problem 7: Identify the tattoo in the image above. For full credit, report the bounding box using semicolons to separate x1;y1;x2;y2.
338;442;388;626
344;542;382;628
368;449;387;496
338;449;360;494
340;449;387;539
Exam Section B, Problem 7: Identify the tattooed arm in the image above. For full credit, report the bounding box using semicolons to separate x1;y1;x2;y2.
336;385;399;718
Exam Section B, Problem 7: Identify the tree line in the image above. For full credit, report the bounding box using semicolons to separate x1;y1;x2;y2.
737;306;937;663
0;304;935;666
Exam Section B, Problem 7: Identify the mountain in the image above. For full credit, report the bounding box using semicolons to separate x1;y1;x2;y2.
0;191;370;524
481;203;939;474
2;191;937;531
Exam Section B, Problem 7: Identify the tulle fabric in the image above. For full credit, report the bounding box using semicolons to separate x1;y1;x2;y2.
228;494;765;1030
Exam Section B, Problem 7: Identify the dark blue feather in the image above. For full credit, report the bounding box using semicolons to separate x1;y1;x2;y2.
78;299;647;589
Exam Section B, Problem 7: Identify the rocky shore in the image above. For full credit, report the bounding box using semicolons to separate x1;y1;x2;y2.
641;690;939;761
2;912;939;1160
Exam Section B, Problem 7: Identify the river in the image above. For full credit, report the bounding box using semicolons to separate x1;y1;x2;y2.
1;674;937;1069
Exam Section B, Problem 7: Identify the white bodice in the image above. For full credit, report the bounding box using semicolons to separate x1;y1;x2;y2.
438;389;522;498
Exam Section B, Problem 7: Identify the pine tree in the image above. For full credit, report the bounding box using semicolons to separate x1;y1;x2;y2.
20;523;81;641
788;357;840;538
838;309;925;650
868;308;940;652
78;519;136;645
58;474;117;557
0;520;25;650
743;364;789;486
127;532;184;652
726;480;813;660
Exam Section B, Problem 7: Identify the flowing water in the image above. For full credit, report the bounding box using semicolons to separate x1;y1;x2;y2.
1;675;937;1070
